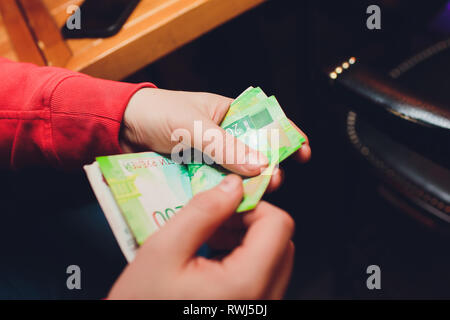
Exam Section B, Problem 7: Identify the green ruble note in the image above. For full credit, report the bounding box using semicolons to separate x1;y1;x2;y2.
92;87;305;248
97;152;193;245
189;87;306;212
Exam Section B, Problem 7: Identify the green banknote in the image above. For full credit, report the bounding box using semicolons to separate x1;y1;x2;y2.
96;152;193;245
188;87;306;212
88;87;305;253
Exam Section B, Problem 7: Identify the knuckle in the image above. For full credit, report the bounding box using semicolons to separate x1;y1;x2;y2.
219;98;233;111
211;99;233;123
279;210;295;235
259;202;295;236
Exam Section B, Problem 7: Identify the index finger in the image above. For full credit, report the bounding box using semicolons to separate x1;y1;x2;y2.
288;119;311;163
221;202;295;293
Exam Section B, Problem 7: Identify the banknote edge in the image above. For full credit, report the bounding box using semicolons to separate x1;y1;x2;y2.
84;162;138;263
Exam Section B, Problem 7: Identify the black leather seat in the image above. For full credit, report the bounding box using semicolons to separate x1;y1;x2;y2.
327;40;450;232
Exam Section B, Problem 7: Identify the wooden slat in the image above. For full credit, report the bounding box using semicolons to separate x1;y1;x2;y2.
0;9;18;61
45;0;265;80
0;0;45;65
1;0;265;78
18;0;71;67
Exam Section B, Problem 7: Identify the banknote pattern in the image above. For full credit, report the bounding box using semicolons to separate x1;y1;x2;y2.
96;153;193;245
188;86;306;212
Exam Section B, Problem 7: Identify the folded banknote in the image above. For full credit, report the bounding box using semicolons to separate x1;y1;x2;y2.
96;153;193;246
188;86;306;212
84;87;305;261
84;162;138;261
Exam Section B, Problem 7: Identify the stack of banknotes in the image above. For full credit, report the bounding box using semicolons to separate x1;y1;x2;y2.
84;87;305;261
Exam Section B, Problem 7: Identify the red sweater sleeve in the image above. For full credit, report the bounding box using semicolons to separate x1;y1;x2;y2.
0;58;156;169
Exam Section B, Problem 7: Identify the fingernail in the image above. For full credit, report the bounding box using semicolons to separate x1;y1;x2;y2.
244;150;269;169
219;175;241;193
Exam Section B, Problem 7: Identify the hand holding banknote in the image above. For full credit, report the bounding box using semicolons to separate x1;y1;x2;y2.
119;88;311;191
108;175;295;299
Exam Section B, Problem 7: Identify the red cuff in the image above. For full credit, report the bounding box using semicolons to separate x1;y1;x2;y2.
49;76;156;167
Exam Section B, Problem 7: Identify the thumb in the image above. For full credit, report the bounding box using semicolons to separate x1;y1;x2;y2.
144;174;244;264
199;119;269;176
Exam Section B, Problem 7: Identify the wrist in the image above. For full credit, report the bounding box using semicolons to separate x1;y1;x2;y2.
120;87;156;153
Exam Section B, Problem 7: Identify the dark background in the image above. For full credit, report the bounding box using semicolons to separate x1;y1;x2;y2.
1;0;449;299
